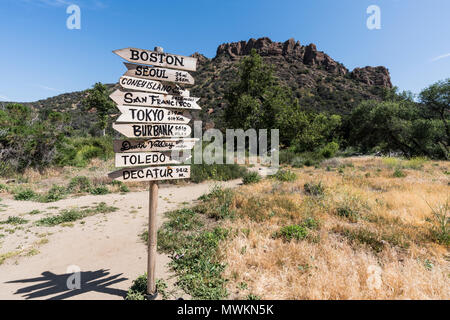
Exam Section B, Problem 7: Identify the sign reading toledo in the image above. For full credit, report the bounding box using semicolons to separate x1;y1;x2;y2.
109;46;198;183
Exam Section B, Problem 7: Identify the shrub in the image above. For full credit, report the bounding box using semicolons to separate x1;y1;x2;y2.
0;216;29;225
274;170;297;182
336;205;359;222
39;185;67;202
304;182;325;196
125;274;147;300
191;163;247;183
67;176;91;193
242;172;261;184
320;142;339;159
393;168;406;178
13;188;36;201
89;185;109;195
275;225;308;242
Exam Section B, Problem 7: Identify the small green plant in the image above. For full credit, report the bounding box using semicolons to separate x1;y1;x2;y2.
27;210;41;215
247;294;261;300
393;168;406;178
274;170;297;182
89;185;109;195
125;274;147;300
13;188;36;201
67;176;91;193
0;216;29;225
39;185;67;202
275;225;308;242
0;184;8;192
242;172;261;184
426;199;449;246
304;182;325;196
336;205;359;222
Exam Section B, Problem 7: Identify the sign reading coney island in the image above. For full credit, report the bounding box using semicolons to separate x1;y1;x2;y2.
115;106;192;124
124;63;195;85
108;165;191;182
110;89;199;110
115;152;191;167
113;138;199;153
113;48;197;72
112;123;191;138
118;76;190;96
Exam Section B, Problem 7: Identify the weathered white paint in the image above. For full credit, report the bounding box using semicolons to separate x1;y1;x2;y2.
112;123;191;138
108;165;191;182
116;106;191;124
124;63;195;85
113;138;199;153
117;76;190;96
114;151;191;167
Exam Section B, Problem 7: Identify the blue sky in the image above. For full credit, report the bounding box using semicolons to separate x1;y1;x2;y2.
0;0;449;102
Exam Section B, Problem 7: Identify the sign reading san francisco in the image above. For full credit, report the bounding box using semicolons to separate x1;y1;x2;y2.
113;47;197;72
110;89;200;110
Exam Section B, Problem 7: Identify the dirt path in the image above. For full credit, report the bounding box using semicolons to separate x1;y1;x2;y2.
0;179;241;300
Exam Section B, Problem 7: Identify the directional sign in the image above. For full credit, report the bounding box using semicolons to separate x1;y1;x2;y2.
113;123;191;138
113;48;197;72
124;63;195;85
108;165;191;182
110;89;200;110
118;76;189;96
115;151;191;167
116;106;191;124
113;138;199;153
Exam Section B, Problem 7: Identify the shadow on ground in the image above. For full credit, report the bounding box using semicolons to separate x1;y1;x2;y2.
6;269;128;300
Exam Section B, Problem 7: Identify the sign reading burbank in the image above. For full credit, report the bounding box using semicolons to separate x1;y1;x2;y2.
115;152;191;167
124;62;195;85
118;76;189;96
113;48;197;72
108;165;190;182
110;89;200;110
113;138;198;153
116;106;191;124
112;123;191;138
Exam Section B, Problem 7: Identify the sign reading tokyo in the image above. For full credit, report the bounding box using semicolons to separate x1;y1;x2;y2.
116;106;192;124
113;48;197;72
108;165;191;182
112;123;191;138
113;138;199;153
110;89;200;110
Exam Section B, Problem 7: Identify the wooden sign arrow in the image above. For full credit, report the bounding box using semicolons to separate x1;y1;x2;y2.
113;123;191;138
124;63;195;85
108;165;191;182
113;138;199;153
116;106;191;124
113;48;197;72
115;151;191;167
111;89;200;110
118;76;189;96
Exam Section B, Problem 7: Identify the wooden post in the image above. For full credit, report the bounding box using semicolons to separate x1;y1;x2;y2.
146;181;159;298
146;46;164;300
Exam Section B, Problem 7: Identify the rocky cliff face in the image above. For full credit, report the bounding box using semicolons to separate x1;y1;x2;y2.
215;37;392;88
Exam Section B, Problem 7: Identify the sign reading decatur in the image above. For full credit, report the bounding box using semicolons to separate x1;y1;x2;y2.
124;63;195;85
113;47;197;72
115;106;192;124
110;89;199;110
113;138;199;153
115;151;191;167
112;123;191;138
108;165;191;182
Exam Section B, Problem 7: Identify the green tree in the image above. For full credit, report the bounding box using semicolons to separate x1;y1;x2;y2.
82;82;115;136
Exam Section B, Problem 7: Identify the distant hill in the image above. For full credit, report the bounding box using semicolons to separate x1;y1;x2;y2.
6;37;392;132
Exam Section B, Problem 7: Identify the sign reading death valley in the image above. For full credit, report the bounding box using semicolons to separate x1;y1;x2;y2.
116;106;191;124
115;152;191;167
118;76;189;96
124;62;195;85
108;165;191;182
113;48;197;72
113;123;191;138
113;138;198;153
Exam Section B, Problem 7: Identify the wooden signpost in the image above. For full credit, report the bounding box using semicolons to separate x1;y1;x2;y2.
110;89;200;109
109;46;198;300
124;62;195;85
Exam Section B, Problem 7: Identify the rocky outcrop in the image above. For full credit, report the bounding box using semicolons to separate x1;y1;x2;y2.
215;37;391;86
351;66;392;88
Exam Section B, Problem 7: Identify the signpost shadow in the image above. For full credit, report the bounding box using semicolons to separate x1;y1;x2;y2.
5;269;128;300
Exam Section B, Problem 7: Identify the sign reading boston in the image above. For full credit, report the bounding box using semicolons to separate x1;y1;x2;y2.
113;47;197;72
108;165;191;182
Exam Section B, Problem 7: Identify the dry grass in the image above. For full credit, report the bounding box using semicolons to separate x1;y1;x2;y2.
221;157;449;299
